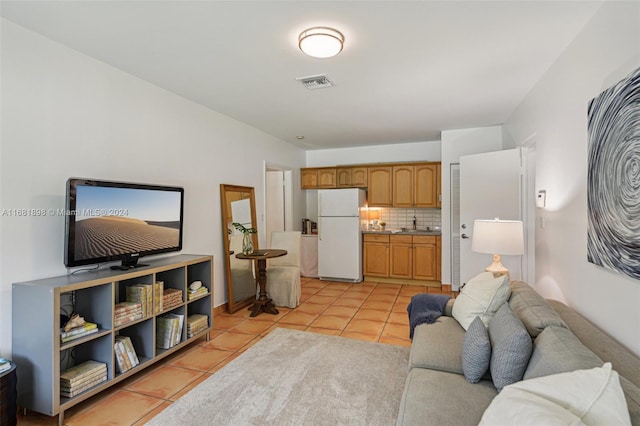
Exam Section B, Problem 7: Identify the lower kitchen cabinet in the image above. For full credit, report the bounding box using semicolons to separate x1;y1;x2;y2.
363;234;389;277
364;233;441;282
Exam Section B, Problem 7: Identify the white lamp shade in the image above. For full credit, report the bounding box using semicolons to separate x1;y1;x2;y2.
299;27;344;59
368;209;381;221
472;219;524;255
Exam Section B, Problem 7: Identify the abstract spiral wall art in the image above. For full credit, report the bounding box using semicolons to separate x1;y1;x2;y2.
587;67;640;280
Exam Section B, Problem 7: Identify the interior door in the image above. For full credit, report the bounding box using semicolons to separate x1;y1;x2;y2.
459;149;522;286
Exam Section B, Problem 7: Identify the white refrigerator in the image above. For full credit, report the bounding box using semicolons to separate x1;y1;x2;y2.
317;188;366;282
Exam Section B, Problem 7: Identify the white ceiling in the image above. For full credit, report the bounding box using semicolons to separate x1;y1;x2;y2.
1;1;603;150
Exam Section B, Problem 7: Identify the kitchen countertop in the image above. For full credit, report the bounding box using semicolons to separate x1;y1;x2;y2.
363;229;441;236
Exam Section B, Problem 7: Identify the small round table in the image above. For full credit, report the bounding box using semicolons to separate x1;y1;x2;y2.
235;249;287;317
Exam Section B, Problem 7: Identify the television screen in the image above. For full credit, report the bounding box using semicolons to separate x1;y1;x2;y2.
64;178;184;269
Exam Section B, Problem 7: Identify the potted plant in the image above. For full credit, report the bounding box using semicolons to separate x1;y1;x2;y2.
233;222;257;254
379;222;387;230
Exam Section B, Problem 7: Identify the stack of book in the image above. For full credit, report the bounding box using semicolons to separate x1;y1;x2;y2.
0;358;11;374
60;360;107;398
114;335;140;374
186;314;208;337
156;313;184;350
154;281;164;313
114;302;142;327
60;321;98;343
162;288;183;311
187;286;207;300
126;284;152;317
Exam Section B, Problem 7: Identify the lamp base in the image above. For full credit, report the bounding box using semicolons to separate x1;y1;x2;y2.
484;254;510;279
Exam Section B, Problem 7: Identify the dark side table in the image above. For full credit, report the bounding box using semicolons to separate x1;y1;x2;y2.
0;360;17;426
235;249;287;317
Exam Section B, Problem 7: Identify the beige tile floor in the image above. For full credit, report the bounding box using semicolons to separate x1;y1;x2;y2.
18;277;455;425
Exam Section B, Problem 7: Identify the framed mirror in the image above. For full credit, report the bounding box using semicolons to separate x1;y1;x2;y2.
220;184;259;313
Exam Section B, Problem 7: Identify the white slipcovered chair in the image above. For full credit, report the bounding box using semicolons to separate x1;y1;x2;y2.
265;231;301;308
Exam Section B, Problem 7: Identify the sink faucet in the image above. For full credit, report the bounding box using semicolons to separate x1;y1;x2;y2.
412;216;417;230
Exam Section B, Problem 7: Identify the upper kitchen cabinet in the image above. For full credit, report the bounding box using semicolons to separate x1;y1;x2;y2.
301;167;336;189
336;166;368;188
367;166;393;207
392;165;414;207
392;163;440;208
414;163;440;208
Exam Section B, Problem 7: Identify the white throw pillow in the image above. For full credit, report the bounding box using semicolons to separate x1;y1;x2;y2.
452;272;511;330
479;363;631;426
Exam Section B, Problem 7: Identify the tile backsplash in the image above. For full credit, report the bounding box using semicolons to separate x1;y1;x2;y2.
366;208;441;230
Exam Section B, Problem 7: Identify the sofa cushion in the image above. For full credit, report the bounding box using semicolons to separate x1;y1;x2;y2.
452;272;511;330
462;316;491;383
548;299;640;388
619;376;640;426
409;316;465;374
396;368;497;426
479;363;631;426
488;303;532;392
524;326;603;380
508;281;567;337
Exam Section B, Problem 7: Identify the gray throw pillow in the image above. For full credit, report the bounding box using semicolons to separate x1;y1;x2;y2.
462;316;491;383
488;303;532;392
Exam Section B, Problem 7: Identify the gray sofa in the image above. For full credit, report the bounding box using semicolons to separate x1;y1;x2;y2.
396;281;640;425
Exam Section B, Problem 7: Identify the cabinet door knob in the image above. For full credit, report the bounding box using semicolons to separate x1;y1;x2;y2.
461;234;470;239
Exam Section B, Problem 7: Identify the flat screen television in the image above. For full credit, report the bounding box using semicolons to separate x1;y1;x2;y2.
64;178;184;270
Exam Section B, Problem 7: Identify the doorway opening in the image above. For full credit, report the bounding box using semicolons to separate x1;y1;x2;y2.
264;164;293;247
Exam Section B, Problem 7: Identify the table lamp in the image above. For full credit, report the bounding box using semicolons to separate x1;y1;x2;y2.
368;209;381;230
471;218;524;278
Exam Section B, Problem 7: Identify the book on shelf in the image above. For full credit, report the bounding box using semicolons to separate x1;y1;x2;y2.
114;340;132;373
154;281;164;313
61;368;106;388
60;360;107;384
186;314;209;337
187;286;208;300
162;288;183;310
60;321;98;338
156;314;182;349
126;284;152;317
168;313;184;346
114;301;143;326
61;327;99;343
60;374;107;398
115;335;139;367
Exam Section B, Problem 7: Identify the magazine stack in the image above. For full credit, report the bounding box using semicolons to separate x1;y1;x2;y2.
186;314;208;337
60;360;107;398
60;321;98;343
162;288;183;311
114;302;143;327
114;335;140;374
125;284;152;317
156;313;184;350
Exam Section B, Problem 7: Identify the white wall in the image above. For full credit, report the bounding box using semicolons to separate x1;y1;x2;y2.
0;20;306;357
304;141;441;220
440;126;504;287
504;2;640;356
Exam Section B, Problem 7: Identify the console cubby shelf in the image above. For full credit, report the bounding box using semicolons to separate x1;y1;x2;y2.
12;254;213;426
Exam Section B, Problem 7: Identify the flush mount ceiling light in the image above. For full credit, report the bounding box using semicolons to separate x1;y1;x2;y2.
298;27;344;59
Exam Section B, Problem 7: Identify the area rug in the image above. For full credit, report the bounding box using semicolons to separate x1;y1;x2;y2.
147;328;410;426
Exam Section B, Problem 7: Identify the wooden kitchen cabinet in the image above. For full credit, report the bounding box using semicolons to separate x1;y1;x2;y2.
336;167;368;188
368;167;393;207
317;168;337;188
414;163;439;208
392;165;414;207
390;235;412;278
412;235;440;281
363;234;389;277
301;167;336;189
301;168;318;189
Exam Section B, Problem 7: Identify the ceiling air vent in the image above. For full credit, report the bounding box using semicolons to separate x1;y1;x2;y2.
296;74;334;90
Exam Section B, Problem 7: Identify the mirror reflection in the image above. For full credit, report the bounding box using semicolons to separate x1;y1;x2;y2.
220;184;259;313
